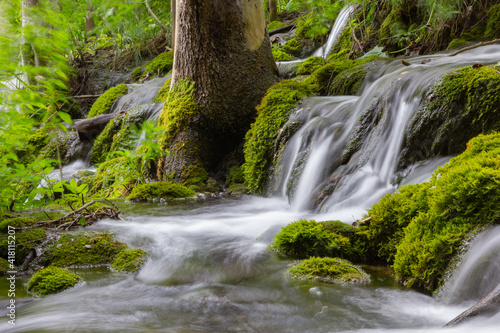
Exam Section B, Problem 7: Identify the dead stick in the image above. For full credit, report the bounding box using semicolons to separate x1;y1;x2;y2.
448;38;500;57
38;200;96;225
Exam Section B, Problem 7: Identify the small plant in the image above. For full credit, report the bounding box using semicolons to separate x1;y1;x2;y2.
27;266;81;297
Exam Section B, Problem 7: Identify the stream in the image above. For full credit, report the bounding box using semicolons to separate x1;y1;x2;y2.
2;197;500;332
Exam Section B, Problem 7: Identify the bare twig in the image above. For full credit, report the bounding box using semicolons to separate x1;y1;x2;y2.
448;39;500;57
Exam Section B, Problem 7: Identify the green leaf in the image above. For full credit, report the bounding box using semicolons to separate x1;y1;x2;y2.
57;112;73;125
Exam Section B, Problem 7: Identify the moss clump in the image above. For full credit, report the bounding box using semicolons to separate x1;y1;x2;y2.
158;79;199;146
0;217;36;233
128;181;195;201
48;232;126;267
366;133;500;292
485;4;500;39
272;48;291;62
0;228;46;266
111;248;147;272
267;20;286;31
90;114;123;164
272;219;350;259
243;80;313;193
27;266;81;296
37;131;79;164
226;166;247;194
155;78;172;102
143;51;174;78
286;257;369;284
297;56;323;75
16;128;51;164
281;38;302;57
0;258;9;275
87;83;128;119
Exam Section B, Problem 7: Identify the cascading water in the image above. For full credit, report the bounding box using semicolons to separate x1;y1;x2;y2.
274;45;500;221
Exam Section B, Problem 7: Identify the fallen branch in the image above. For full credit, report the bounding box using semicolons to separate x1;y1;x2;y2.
69;94;102;99
448;38;500;57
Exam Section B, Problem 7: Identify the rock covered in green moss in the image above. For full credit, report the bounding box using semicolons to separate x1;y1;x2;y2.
132;51;174;80
0;228;46;266
111;248;147;272
272;48;292;62
400;64;500;169
366;133;500;292
27;266;81;297
16;128;51;165
128;181;195;201
243;80;313;193
286;257;369;284
297;56;323;75
47;232;126;267
0;217;36;233
87;83;128;119
272;219;368;261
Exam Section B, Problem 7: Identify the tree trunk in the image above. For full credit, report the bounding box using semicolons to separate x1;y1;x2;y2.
269;0;278;22
162;0;279;179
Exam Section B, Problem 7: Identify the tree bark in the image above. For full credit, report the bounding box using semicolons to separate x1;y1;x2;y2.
163;0;279;178
268;0;278;22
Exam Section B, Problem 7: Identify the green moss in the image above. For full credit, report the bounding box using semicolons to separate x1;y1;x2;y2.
305;57;361;95
17;128;51;165
366;133;500;292
0;228;46;266
87;83;128;119
128;181;195;201
155;78;172;102
243;80;313;193
485;4;500;39
272;219;350;259
286;257;369;284
447;38;474;50
27;266;81;296
267;20;286;31
281;38;302;57
226;166;245;185
48;232;126;267
0;258;9;275
0;217;36;233
272;48;291;62
111;248;147;272
143;51;174;77
379;7;408;49
297;56;323;75
37;131;76;163
158;79;199;147
90;114;123;164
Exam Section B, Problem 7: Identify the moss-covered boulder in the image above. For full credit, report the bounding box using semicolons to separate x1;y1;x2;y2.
132;51;174;80
111;248;147;272
0;228;46;266
286;257;369;284
87;83;128;119
27;266;81;297
272;219;368;261
400;64;500;170
365;132;500;292
272;48;292;62
243;80;313;193
296;56;323;75
46;232;126;267
128;181;195;201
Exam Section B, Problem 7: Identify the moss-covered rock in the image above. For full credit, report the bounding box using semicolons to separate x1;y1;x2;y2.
365;133;500;292
0;228;46;266
27;266;81;297
243;80;313;193
281;38;302;58
267;20;286;31
128;181;195;201
16;128;51;165
87;83;128;119
400;64;500;169
485;4;500;39
272;48;292;62
47;232;126;267
286;257;369;284
296;56;323;75
0;217;36;233
38;131;87;165
180;164;209;190
132;51;174;80
111;248;147;272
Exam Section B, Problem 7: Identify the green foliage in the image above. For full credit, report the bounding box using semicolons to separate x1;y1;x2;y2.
0;228;46;266
27;266;81;297
286;257;369;284
128;182;195;202
111;248;147;272
286;0;344;39
297;56;323;75
158;79;199;146
485;4;500;39
243;80;313;193
87;84;128;119
48;232;126;267
0;258;9;275
272;219;350;258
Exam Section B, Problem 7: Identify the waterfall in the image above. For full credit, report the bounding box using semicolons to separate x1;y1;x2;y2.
273;45;500;219
438;225;500;305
